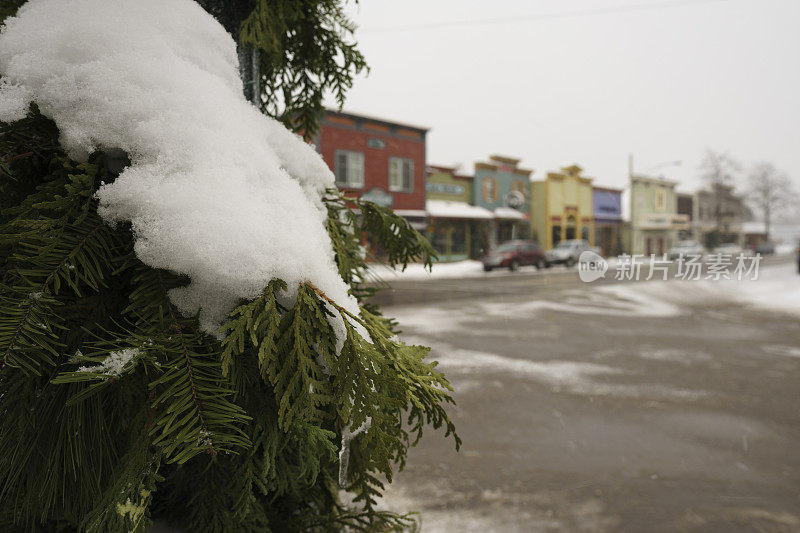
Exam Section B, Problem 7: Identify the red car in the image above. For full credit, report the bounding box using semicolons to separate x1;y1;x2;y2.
482;240;548;272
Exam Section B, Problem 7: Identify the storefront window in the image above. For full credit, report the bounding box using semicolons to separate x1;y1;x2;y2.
451;223;467;255
552;225;561;246
497;221;515;244
430;223;449;256
566;216;576;240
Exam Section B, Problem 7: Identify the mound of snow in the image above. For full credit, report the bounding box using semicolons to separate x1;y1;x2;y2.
595;260;800;318
0;0;359;333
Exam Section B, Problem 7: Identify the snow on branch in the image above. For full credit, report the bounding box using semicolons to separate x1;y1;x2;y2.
77;348;141;377
0;0;359;334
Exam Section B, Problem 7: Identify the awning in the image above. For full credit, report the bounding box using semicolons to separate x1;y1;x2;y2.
426;200;494;220
493;207;527;220
394;209;427;218
742;221;766;234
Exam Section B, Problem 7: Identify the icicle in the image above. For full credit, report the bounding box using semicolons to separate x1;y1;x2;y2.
338;417;371;488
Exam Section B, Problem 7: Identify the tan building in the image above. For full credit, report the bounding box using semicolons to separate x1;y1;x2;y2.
530;165;594;249
629;174;689;255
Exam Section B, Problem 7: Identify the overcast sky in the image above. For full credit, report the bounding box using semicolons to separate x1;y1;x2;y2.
324;0;800;209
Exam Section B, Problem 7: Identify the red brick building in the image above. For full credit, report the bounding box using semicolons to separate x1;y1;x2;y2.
315;109;428;229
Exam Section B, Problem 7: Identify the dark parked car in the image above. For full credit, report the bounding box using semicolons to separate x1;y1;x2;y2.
754;241;775;255
482;240;547;272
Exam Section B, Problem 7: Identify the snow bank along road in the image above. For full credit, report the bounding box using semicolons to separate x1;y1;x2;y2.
378;254;800;532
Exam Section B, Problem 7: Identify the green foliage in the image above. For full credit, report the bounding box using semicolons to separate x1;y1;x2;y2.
195;0;368;137
240;0;368;136
323;192;437;310
0;104;457;531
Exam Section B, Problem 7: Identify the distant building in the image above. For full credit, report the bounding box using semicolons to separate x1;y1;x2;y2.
425;166;492;261
593;186;623;256
676;192;696;240
629;175;689;256
472;155;533;245
742;221;768;249
695;184;747;248
530;165;594;249
315;109;428;230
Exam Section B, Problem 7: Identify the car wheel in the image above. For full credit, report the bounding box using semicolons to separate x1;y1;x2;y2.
536;259;545;270
483;266;492;272
508;259;519;272
565;257;575;267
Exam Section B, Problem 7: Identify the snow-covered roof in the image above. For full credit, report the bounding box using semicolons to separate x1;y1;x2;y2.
394;209;427;218
742;221;767;234
621;188;631;222
426;200;494;220
493;207;527;220
455;162;474;175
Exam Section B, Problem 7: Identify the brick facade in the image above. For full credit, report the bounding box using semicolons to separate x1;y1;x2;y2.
315;110;427;212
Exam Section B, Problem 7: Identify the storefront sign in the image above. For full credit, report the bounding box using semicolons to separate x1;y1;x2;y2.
426;183;465;195
640;213;690;230
360;187;393;208
504;190;525;210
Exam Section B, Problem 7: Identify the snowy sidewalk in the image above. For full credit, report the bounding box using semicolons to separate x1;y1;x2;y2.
365;259;619;283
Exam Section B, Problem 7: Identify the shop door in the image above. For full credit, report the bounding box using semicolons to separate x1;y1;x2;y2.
566;216;577;240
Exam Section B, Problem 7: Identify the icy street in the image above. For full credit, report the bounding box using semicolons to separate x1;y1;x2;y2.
374;254;800;532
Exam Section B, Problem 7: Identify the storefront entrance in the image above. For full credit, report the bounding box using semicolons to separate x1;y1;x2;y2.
565;215;577;240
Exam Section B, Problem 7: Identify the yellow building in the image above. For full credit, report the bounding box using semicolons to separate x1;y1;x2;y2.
530;165;594;249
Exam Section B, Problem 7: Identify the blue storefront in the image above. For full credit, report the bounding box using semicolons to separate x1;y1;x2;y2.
593;186;623;256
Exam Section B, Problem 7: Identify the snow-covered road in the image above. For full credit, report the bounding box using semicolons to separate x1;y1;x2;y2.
379;256;800;532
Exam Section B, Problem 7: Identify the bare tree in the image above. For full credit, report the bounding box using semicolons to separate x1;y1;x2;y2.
699;149;741;187
748;162;794;241
698;149;741;234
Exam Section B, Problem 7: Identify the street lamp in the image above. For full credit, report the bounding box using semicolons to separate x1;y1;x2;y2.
645;160;682;174
628;154;682;178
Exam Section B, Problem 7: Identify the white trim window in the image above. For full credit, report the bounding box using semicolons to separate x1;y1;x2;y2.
483;177;498;203
655;187;666;212
335;150;364;188
389;157;413;192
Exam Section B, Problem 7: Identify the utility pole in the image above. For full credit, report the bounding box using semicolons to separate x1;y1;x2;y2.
195;0;260;105
628;154;634;180
628;154;634;255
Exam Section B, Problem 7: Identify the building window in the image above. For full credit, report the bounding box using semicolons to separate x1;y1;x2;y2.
482;178;498;203
335;150;364;188
552;225;562;246
511;181;527;198
389;157;413;192
655;187;666;212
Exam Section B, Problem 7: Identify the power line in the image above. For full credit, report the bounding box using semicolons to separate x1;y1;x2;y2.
361;0;733;33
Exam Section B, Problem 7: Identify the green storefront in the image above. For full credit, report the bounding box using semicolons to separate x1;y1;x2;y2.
471;155;532;246
425;166;493;261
